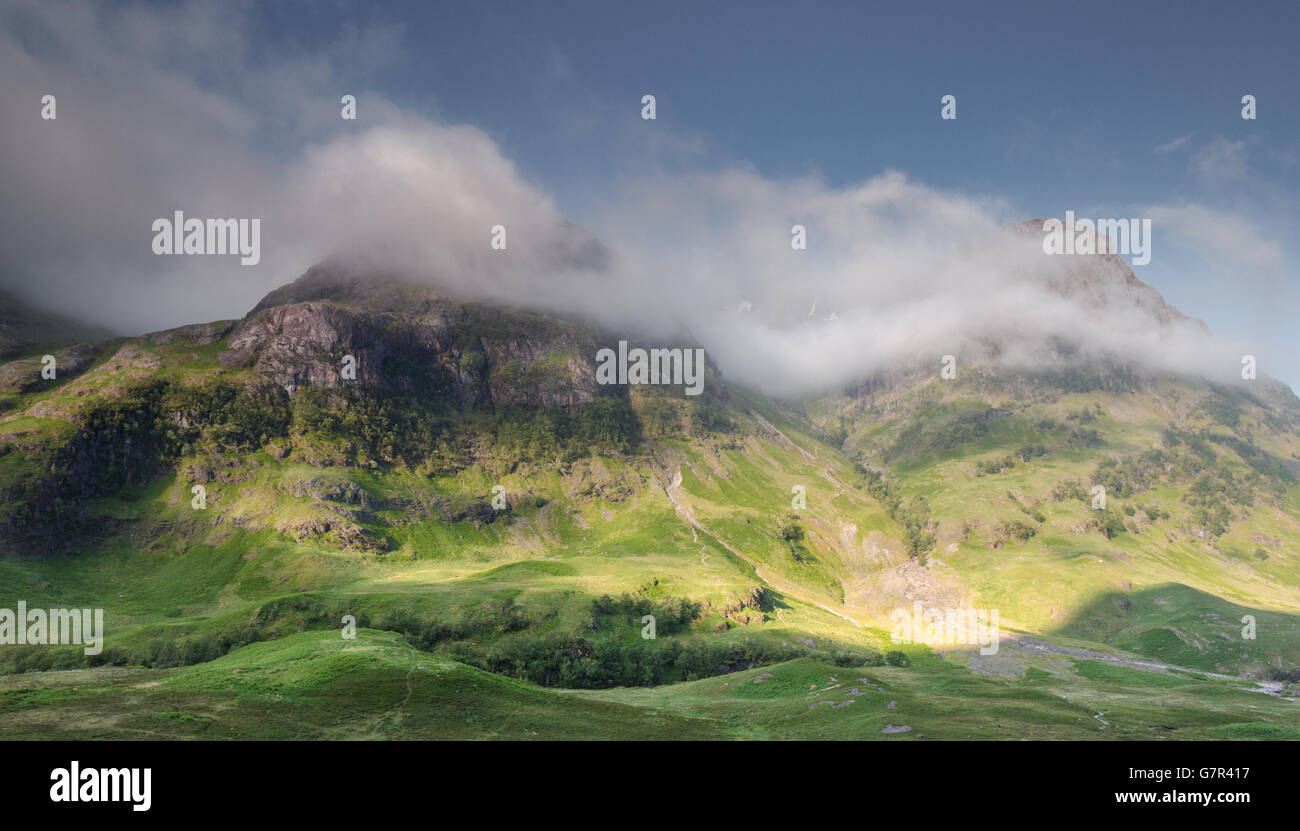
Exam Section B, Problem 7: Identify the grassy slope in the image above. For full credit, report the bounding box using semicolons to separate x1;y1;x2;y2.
3;630;1295;740
0;326;1298;739
807;368;1300;673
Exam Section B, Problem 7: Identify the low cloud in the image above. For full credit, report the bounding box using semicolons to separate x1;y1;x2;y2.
1145;203;1284;273
588;172;1241;395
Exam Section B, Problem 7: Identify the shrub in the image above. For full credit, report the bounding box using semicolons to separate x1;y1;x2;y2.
998;520;1038;542
884;650;911;667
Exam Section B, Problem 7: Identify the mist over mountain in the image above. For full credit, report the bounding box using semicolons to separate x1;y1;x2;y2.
0;288;114;359
233;205;1253;401
0;198;1253;402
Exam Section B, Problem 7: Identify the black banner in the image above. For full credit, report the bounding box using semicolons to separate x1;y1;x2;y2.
3;741;1286;818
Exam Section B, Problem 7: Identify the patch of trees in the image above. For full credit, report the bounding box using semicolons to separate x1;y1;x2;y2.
686;395;735;436
1067;407;1096;424
997;520;1038;542
1069;426;1102;446
1265;665;1300;682
590;593;702;636
1213;433;1293;489
1032;366;1137;394
1181;468;1259;537
1091;456;1155;499
1200;395;1240;428
1087;508;1128;539
977;455;1017;475
169;379;292;453
1185;466;1257;509
1056;406;1105;446
883;402;1000;463
371;594;857;689
1161;426;1212;457
1050;477;1087;503
1135;502;1169;521
776;514;809;561
832;650;888;667
471;633;806;688
1;593;350;673
4;378;291;552
860;466;935;563
636;396;677;438
1016;443;1048;462
821;418;848;448
379;351;459;399
378;598;534;649
3;628;266;674
717;586;777;626
491;399;639;463
293;386;434;463
294;388;641;472
637;390;734;440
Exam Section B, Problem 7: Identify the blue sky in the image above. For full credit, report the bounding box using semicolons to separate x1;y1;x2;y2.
333;0;1298;202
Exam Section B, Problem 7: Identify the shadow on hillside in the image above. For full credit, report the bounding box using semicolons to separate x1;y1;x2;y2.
1045;582;1300;675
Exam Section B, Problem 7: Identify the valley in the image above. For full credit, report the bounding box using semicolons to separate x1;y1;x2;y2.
1;265;1297;740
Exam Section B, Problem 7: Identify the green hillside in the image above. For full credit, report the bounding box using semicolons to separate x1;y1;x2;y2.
1;270;1297;739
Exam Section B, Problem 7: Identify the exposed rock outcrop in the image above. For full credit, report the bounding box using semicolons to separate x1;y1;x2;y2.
219;264;611;408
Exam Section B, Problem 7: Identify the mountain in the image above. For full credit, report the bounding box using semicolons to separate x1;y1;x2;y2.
0;290;116;404
1;247;1298;740
0;288;115;360
1009;218;1208;329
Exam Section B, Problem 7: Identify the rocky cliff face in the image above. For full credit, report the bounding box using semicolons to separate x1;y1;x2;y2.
0;343;100;394
1008;218;1208;332
221;264;610;408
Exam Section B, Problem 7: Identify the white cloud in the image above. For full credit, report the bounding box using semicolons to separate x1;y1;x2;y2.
1145;203;1284;272
587;172;1240;395
1155;133;1192;153
1190;136;1250;189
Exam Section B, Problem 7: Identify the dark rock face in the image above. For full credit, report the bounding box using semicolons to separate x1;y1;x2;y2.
220;265;611;408
282;476;372;508
147;321;234;347
0;343;100;393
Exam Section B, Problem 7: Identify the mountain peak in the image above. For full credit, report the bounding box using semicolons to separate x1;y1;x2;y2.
246;261;465;318
1006;217;1207;333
